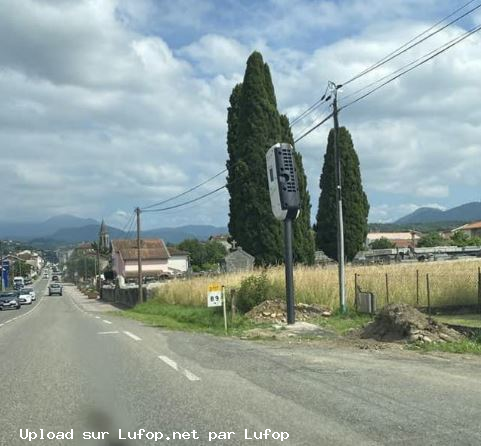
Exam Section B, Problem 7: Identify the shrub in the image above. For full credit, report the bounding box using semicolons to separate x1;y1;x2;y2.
236;272;274;314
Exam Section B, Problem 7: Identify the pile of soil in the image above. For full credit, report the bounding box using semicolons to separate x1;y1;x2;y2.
246;299;332;323
362;303;463;343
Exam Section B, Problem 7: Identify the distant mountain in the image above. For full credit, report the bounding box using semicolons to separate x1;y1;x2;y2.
0;213;228;246
396;202;481;224
0;214;99;240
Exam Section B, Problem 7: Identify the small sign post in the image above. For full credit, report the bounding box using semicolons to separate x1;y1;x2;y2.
207;283;227;334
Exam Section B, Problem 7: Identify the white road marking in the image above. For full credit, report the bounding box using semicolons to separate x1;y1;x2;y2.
123;331;142;341
182;369;201;382
95;316;101;319
102;319;112;324
98;331;120;335
158;355;179;370
158;355;200;382
0;323;4;327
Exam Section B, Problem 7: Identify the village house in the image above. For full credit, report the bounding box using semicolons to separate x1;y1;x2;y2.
366;231;421;249
111;239;189;283
452;221;481;238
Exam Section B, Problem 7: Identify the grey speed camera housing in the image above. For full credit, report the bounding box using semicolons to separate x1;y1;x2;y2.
266;143;301;221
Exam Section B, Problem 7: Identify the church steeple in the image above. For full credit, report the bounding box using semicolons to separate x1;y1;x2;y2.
99;219;110;251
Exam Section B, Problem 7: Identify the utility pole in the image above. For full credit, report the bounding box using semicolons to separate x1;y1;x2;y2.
136;207;143;304
0;240;3;292
330;81;346;313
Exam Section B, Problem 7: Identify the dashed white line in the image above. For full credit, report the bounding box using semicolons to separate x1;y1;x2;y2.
95;316;101;319
158;355;200;382
182;369;201;382
158;355;179;370
102;319;112;325
123;331;142;341
98;331;120;335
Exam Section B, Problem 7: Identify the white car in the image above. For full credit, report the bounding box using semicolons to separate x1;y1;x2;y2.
23;287;36;301
18;289;32;305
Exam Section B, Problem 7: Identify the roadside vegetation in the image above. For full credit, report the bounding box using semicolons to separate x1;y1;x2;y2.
410;336;481;354
152;260;481;310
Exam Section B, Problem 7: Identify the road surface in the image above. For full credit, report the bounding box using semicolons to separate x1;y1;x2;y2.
1;282;481;445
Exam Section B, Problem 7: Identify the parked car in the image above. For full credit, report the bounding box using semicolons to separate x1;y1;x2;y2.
23;287;36;301
0;292;21;310
18;289;32;305
48;283;63;296
24;278;33;286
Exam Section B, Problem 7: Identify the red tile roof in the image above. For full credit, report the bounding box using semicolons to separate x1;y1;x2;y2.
111;239;170;261
463;221;481;230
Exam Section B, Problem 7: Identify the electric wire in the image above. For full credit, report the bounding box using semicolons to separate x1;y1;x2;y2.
142;185;227;213
341;0;481;87
339;23;481;112
287;0;480;128
141;168;228;210
340;23;481;104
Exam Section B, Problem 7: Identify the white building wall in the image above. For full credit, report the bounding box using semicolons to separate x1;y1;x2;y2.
167;256;188;274
124;259;169;273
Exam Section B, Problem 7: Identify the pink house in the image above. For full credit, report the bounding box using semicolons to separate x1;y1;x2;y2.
111;239;188;282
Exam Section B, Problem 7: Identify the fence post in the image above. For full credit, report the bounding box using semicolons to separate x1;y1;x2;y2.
385;273;389;304
426;273;431;315
354;273;358;310
478;267;481;314
230;288;237;318
416;269;419;306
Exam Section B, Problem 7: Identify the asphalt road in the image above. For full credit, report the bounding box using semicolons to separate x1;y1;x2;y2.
1;285;481;445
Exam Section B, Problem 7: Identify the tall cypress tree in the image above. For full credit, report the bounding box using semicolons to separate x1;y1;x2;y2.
315;127;369;261
227;51;315;265
280;115;315;264
226;52;283;264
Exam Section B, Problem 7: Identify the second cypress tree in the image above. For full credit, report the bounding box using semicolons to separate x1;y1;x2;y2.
315;127;369;261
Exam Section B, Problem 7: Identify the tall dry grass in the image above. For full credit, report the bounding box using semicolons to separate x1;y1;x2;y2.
153;259;481;309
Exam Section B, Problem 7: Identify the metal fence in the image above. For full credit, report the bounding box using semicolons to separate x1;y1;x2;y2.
354;266;481;313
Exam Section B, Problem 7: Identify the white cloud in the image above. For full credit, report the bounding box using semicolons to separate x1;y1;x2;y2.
0;0;480;229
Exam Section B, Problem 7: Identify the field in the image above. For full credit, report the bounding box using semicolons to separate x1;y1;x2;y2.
153;259;481;310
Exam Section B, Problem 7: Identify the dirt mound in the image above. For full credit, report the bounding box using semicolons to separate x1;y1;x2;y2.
362;303;463;343
246;299;332;323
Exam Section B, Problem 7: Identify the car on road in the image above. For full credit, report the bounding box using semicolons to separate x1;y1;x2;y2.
18;289;33;305
48;283;63;296
52;275;60;282
0;292;21;310
43;273;49;279
23;287;36;301
24;278;33;286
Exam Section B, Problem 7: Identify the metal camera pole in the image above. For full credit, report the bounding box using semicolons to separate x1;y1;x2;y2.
284;217;295;324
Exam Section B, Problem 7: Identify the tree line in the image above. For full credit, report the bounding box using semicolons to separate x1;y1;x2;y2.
226;51;369;265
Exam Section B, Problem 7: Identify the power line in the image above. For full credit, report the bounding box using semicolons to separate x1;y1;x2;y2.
287;0;480;128
142;185;227;213
340;23;481;112
341;23;481;104
294;22;481;144
141;169;227;210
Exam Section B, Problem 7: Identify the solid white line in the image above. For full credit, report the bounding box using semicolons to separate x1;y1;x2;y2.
123;331;142;341
102;320;112;324
98;331;120;335
158;355;179;371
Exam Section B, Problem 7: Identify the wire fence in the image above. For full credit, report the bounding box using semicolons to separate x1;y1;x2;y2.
354;266;481;313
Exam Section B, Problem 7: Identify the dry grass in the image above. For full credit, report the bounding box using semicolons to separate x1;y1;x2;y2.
153;260;481;309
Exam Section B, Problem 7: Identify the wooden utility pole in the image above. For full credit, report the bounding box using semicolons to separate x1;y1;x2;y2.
136;207;143;304
330;81;346;313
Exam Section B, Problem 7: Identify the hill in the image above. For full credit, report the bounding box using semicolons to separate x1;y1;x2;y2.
396;202;481;224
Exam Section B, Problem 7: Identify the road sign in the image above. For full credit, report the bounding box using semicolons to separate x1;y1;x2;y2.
207;283;222;307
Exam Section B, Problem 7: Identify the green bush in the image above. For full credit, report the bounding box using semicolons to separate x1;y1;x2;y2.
236;272;274;314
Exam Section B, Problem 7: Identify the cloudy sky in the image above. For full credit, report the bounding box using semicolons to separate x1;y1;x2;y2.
1;0;481;229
